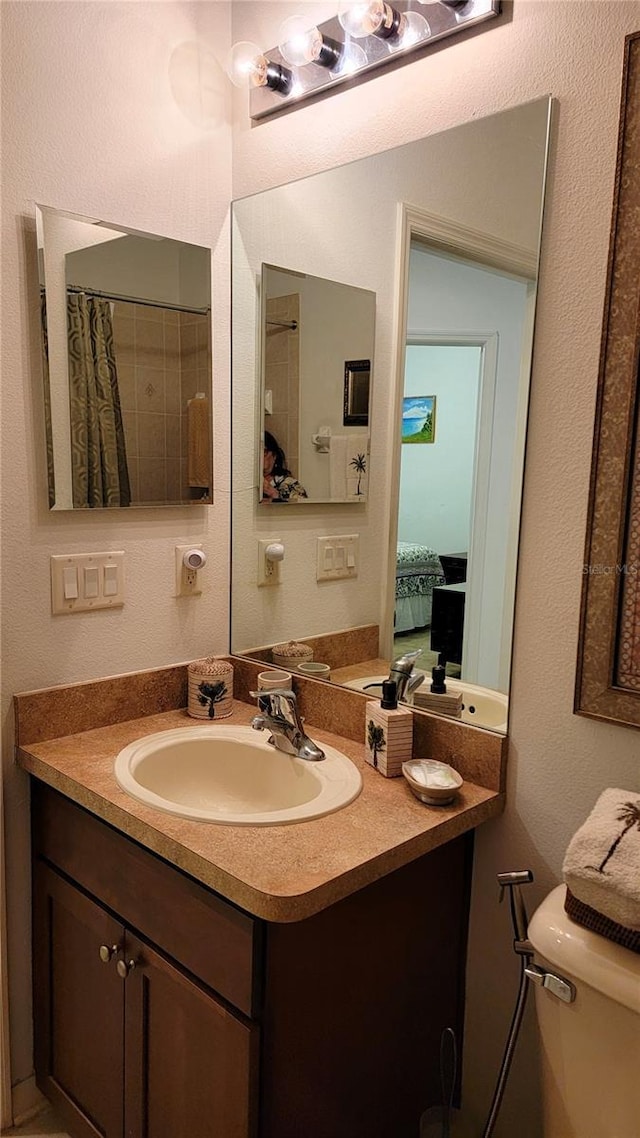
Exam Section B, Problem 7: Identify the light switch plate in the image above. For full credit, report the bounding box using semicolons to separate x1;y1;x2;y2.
316;535;359;581
51;552;125;614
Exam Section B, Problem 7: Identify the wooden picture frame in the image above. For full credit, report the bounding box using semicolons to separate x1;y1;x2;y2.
575;31;640;730
343;359;371;426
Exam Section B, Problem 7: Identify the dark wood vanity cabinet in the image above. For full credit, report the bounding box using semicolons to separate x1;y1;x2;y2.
32;782;473;1138
33;863;255;1138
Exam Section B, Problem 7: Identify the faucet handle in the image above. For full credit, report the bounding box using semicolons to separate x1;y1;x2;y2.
250;688;297;708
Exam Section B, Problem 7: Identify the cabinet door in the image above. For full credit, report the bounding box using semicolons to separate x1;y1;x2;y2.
123;932;258;1138
33;862;125;1138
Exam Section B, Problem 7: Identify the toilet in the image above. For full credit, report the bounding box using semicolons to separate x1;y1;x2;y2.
528;884;640;1138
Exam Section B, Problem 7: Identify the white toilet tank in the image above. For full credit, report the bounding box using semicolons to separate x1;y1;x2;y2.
528;884;640;1138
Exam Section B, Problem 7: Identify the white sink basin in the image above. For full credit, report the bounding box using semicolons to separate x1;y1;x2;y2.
345;674;508;733
114;724;362;825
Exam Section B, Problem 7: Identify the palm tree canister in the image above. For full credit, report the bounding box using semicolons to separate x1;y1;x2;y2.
187;658;233;719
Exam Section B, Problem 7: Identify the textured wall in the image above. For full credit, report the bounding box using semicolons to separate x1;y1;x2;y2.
230;2;640;1134
4;1;640;1132
0;0;232;1091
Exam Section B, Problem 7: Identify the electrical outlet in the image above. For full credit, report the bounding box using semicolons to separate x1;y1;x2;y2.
175;545;204;596
258;538;282;587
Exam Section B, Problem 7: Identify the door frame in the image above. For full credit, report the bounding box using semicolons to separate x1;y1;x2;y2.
383;203;538;669
401;334;497;678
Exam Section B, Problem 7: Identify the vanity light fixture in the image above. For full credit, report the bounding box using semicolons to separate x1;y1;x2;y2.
230;0;501;120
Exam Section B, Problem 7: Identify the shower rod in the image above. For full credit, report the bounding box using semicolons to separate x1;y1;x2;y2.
64;284;210;317
266;318;298;330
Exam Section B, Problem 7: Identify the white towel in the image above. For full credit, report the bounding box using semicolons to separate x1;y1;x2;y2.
562;787;640;931
329;434;369;501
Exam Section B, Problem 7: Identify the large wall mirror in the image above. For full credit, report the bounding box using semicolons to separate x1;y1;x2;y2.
37;206;212;509
231;98;552;735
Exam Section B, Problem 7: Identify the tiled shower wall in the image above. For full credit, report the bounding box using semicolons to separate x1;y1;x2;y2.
112;301;210;504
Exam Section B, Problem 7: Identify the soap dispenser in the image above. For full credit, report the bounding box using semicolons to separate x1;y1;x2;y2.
430;653;447;694
365;679;413;778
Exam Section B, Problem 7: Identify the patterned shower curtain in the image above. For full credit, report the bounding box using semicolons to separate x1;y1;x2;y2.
67;293;131;507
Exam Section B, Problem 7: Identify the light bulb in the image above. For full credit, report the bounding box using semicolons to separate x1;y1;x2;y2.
279;17;343;70
227;41;269;88
338;0;404;40
227;41;292;94
279;18;323;66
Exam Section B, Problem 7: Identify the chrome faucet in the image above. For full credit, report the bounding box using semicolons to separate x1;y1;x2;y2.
362;648;425;702
388;648;425;701
250;689;325;761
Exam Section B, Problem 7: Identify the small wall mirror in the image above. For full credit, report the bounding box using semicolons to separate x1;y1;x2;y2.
259;263;375;504
36;205;213;509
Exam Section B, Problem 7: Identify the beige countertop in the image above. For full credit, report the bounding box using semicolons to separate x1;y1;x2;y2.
17;697;503;922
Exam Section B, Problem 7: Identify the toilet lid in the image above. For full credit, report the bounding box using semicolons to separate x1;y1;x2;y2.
528;885;640;1014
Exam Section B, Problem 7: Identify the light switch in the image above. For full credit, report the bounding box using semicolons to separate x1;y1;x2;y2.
103;565;119;596
63;566;78;600
84;566;99;598
51;552;125;614
316;535;359;581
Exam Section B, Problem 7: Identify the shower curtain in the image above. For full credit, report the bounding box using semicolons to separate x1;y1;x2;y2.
67;293;131;507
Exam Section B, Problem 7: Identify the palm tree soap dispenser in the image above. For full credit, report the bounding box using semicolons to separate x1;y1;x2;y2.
365;680;413;777
188;657;234;719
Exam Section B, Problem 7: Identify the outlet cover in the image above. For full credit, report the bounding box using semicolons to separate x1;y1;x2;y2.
175;545;204;596
258;538;282;587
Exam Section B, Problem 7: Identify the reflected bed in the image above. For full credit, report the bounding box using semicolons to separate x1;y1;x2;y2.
395;542;445;633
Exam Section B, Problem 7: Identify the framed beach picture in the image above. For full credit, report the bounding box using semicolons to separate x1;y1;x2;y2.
402;396;436;444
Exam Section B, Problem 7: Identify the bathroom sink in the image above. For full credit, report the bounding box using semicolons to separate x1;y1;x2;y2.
345;674;508;733
114;724;362;825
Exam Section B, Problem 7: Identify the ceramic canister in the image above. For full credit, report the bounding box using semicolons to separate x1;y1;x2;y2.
297;662;331;680
257;669;292;691
187;658;233;719
271;641;313;671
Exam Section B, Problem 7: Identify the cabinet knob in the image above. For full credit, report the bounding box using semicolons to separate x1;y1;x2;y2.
116;957;136;979
99;943;120;964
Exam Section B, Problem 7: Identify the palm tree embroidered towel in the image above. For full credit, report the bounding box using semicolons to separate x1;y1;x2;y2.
562;788;640;930
329;435;369;500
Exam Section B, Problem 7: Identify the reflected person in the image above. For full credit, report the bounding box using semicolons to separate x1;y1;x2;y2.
262;431;308;502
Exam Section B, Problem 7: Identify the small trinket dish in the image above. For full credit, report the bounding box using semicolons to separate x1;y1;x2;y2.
402;759;463;805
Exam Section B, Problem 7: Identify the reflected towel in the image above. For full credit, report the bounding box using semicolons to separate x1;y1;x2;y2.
329;434;369;501
188;395;210;489
562;787;640;930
